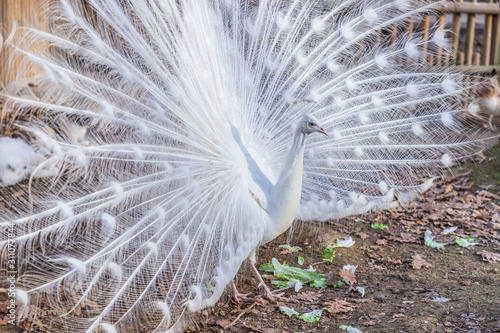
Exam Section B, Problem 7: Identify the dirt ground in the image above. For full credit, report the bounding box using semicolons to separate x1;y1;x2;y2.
187;145;500;333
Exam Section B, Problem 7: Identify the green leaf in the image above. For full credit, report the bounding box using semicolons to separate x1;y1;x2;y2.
321;244;337;263
279;244;303;252
279;306;299;317
331;280;346;288
339;325;363;333
298;255;305;266
270;258;327;288
297;309;323;323
424;230;447;250
259;262;275;272
455;236;478;247
371;222;388;230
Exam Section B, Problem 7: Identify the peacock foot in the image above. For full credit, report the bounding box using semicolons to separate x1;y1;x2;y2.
249;262;298;304
231;281;261;303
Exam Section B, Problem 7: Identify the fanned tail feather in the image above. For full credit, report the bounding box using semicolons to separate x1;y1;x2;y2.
0;0;495;332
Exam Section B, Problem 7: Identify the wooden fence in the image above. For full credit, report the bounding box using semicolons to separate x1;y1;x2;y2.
442;0;500;73
1;0;500;87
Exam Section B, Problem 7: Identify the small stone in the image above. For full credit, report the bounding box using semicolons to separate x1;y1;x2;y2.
444;322;451;327
399;308;406;313
374;294;385;302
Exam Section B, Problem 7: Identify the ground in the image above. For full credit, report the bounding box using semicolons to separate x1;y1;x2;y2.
187;144;500;333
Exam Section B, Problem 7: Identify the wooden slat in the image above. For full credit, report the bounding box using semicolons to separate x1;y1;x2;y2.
464;0;477;65
442;2;500;15
482;0;494;65
421;14;430;60
473;52;481;66
450;0;462;64
492;15;500;65
436;14;445;64
0;0;48;87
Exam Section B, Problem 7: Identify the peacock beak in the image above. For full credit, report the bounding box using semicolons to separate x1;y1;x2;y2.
318;127;328;136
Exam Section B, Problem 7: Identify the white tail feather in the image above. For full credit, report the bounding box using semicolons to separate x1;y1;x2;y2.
0;1;496;332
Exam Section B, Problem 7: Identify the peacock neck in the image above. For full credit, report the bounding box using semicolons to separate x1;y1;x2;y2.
263;127;308;243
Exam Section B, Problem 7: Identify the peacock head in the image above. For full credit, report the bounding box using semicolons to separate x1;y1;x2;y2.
301;114;327;136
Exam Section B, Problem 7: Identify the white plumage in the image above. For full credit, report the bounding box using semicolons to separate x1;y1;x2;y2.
0;0;495;332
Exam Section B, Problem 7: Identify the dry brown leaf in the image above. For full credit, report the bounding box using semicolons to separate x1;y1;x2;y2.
356;232;369;240
387;257;402;265
376;239;387;246
492;213;500;223
216;319;231;327
339;267;356;285
459;279;473;286
325;299;357;314
296;291;322;302
476;250;500;263
396;233;419;243
411;254;432;269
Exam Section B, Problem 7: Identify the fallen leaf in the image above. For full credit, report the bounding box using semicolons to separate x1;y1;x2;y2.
363;320;376;326
216;319;231;327
444;184;453;194
411;254;432;269
356;232;369;240
459;279;473;286
296;291;322;302
376;239;387;246
394;233;419;243
325;299;357;314
476;250;500;263
339;265;357;286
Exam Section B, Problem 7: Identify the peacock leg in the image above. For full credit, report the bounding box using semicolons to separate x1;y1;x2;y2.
248;262;298;304
231;280;260;303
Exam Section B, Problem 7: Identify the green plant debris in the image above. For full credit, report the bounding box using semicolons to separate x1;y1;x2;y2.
371;222;388;230
334;237;355;248
455;235;478;247
261;258;327;288
298;255;304;266
321;244;337;263
279;306;323;323
279;244;303;252
354;286;365;297
279;306;299;317
297;309;323;323
339;325;363;333
424;230;448;250
442;226;458;235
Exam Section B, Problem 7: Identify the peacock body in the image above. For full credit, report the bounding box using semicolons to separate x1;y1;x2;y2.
0;0;494;332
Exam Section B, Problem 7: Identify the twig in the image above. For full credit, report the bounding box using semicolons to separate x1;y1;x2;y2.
224;303;255;329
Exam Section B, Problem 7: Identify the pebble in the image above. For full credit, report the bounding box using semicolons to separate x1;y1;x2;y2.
374;294;385;302
399;308;406;313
